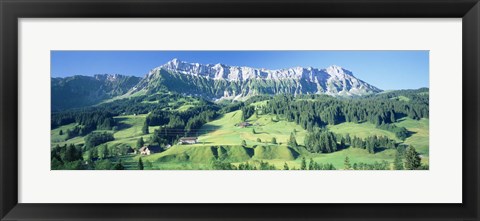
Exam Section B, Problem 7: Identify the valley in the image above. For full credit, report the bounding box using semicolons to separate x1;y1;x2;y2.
50;59;429;170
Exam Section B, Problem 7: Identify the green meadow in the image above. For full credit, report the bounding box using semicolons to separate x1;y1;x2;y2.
196;110;308;147
328;122;399;141
51;88;429;170
52;108;429;170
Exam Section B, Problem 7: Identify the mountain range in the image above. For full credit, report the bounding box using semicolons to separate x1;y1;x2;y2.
51;74;142;110
52;59;382;110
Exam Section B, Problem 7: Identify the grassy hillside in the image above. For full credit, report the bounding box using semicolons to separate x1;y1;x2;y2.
327;117;429;165
327;122;399;141
51;94;429;170
394;117;429;164
52;112;429;170
51;111;429;170
51;123;78;144
394;117;429;154
390;95;410;102
197;110;308;146
51;114;160;148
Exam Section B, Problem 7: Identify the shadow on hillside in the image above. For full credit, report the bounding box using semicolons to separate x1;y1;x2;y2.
288;147;300;159
406;130;417;138
375;147;389;153
115;122;132;131
394;113;408;122
252;131;268;134
114;117;133;130
337;144;349;151
245;147;255;158
194;125;221;136
211;146;219;159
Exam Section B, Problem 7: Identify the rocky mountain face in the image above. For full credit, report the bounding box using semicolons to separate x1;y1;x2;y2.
52;59;382;110
128;59;382;101
51;74;142;111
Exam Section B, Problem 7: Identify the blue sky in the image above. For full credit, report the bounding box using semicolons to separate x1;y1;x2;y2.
51;51;429;90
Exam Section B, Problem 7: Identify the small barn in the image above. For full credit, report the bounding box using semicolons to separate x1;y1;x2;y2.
178;137;198;145
239;122;252;128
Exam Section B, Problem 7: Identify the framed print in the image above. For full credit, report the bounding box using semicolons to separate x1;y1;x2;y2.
1;0;479;220
48;50;430;171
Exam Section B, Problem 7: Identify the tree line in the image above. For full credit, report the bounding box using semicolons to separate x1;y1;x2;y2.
256;91;428;133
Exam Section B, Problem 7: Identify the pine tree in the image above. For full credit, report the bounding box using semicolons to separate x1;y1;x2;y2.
288;132;297;147
102;144;109;159
308;158;314;170
114;160;125;170
252;128;256;134
352;163;358;170
142;121;149;134
136;137;145;148
59;130;63;135
86;150;94;162
405;146;421;170
390;111;396;123
283;162;289;170
345;133;351;144
241;109;247;121
344;156;352;170
393;150;404;170
138;157;144;170
241;140;247;147
340;137;346;149
271;137;277;144
301;157;307;170
64;144;77;162
91;147;98;159
256;138;261;142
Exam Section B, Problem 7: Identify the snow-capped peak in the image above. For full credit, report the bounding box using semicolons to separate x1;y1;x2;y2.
131;58;382;100
325;65;354;77
157;59;361;82
163;58;183;69
136;59;381;98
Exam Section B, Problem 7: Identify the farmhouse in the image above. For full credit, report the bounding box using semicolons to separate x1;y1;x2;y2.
238;122;252;128
178;137;198;145
138;146;162;155
139;146;151;155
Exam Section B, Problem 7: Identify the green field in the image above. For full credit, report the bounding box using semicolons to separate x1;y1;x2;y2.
196;110;308;146
394;117;429;154
51;123;77;144
252;147;398;170
52;108;429;170
328;122;399;141
326;117;429;165
394;117;429;164
51;114;159;149
390;95;410;102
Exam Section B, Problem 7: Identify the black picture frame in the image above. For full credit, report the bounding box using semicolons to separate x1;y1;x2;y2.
1;0;479;220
